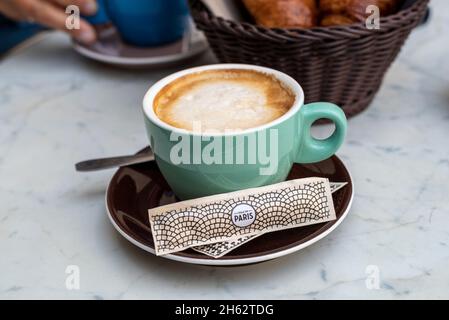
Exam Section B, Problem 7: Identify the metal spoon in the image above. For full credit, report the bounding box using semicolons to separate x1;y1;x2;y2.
75;149;155;172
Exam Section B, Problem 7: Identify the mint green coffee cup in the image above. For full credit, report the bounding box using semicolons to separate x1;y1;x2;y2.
143;64;347;200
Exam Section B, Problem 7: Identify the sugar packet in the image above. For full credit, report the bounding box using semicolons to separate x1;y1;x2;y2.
149;178;338;256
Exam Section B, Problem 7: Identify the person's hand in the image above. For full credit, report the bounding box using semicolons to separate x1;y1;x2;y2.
0;0;97;44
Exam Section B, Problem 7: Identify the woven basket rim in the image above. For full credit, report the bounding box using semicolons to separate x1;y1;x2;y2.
190;0;429;41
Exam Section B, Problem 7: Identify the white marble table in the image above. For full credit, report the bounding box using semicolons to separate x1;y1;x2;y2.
1;0;448;300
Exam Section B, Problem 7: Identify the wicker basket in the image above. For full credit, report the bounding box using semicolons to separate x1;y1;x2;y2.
189;0;429;119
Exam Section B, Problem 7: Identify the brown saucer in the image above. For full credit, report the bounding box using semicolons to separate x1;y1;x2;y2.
106;147;353;266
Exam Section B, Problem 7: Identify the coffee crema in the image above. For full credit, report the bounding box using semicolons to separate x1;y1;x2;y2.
153;69;296;132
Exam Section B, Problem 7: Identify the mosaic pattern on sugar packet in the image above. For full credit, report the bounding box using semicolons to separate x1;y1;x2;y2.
149;178;337;256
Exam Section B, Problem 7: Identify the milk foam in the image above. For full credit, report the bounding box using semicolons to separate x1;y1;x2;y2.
154;69;295;132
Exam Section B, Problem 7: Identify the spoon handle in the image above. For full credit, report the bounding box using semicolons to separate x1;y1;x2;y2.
75;151;155;172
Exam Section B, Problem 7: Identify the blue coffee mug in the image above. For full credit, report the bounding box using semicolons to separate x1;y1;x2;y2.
85;0;190;47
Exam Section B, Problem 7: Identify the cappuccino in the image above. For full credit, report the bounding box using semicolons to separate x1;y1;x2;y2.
153;69;295;132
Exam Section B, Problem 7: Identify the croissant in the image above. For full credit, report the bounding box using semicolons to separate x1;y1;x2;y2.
242;0;318;28
321;14;357;27
346;0;401;22
320;0;400;26
319;0;351;14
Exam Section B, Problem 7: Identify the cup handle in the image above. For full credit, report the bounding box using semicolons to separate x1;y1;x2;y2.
296;102;347;164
